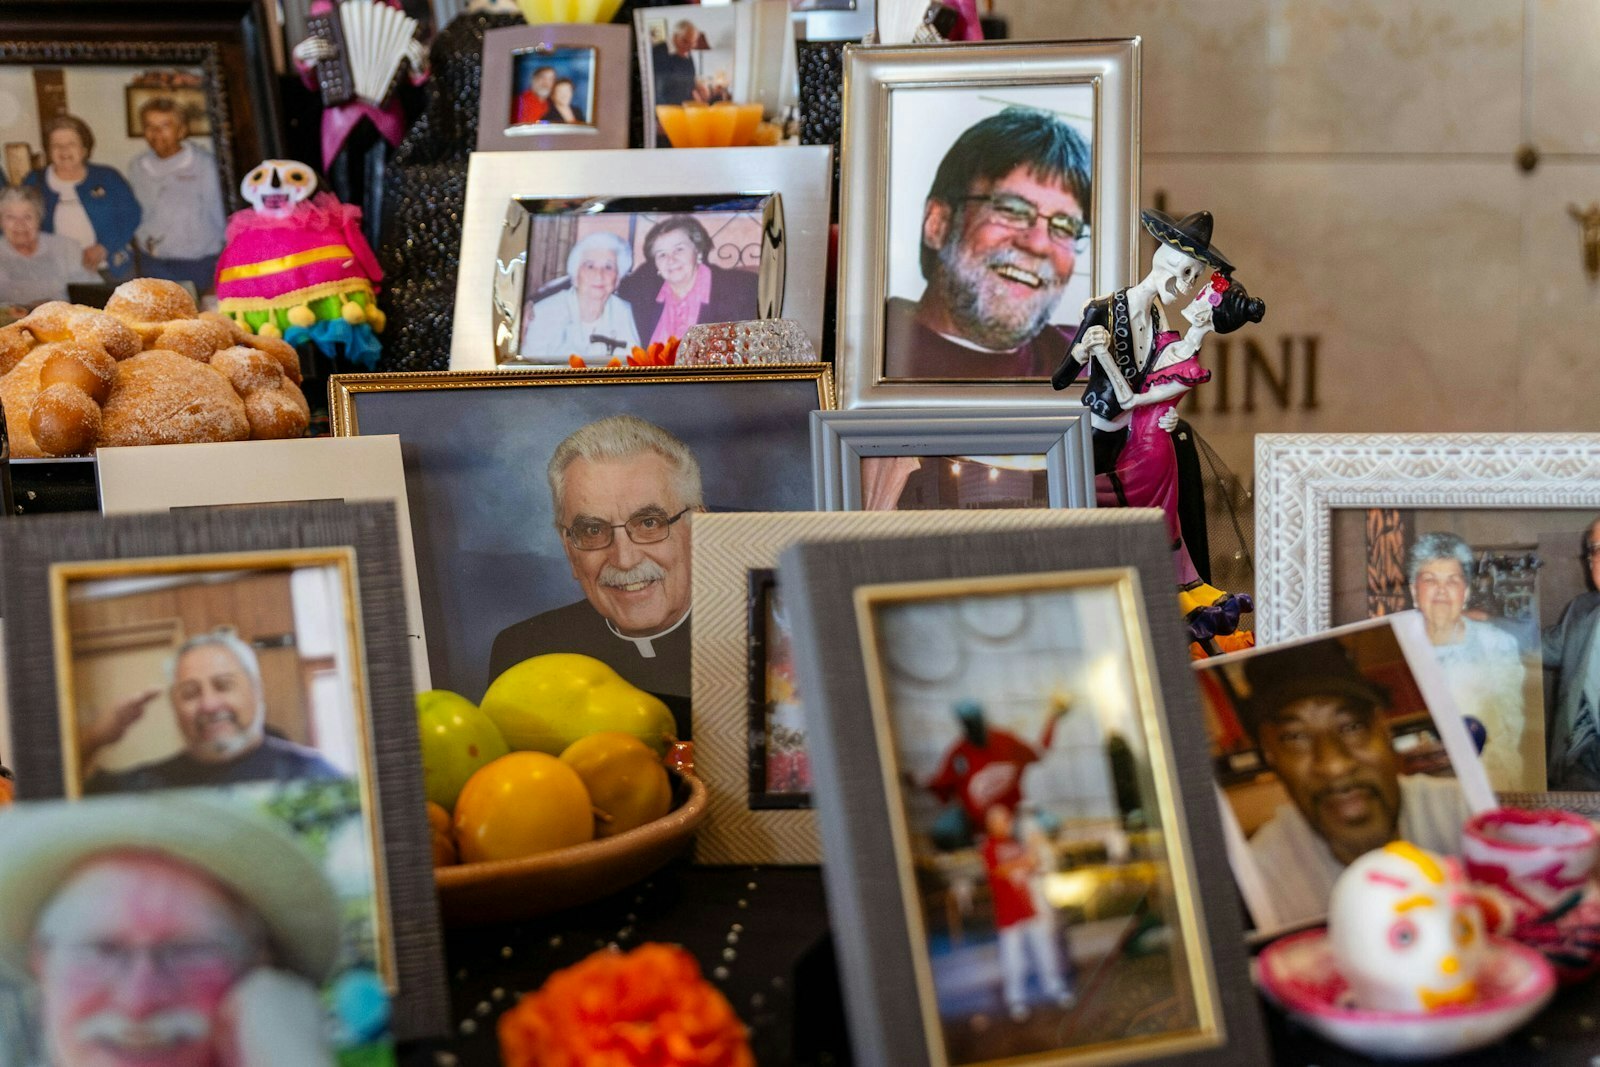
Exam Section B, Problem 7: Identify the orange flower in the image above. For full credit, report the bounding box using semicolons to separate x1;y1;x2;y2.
627;336;681;367
568;355;586;368
499;943;754;1067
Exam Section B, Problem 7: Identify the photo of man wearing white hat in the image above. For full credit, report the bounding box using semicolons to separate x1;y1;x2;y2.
0;791;349;1067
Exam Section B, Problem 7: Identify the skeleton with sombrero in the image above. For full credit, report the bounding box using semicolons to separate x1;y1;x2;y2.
1052;208;1265;643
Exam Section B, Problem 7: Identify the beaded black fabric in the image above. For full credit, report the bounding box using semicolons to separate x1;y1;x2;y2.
797;40;849;224
376;10;523;372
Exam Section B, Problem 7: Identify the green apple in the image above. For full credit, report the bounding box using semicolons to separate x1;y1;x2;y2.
417;689;509;811
480;653;677;757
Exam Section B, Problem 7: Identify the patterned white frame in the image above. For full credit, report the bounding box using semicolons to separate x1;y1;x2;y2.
1255;433;1600;644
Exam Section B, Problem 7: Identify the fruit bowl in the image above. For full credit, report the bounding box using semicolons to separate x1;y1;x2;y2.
434;768;707;925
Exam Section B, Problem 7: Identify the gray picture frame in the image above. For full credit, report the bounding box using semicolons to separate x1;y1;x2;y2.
793;0;875;41
477;23;632;152
0;501;447;1041
777;517;1268;1067
810;407;1095;510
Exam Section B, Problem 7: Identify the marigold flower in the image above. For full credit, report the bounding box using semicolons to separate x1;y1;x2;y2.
568;355;586;368
498;943;754;1067
628;336;681;367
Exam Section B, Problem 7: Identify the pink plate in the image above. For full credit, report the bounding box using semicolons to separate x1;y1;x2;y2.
1256;928;1556;1061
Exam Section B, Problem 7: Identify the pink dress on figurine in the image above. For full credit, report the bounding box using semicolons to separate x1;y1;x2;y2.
1096;331;1211;585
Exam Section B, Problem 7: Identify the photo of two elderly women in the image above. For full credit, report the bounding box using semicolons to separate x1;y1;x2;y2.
515;202;764;365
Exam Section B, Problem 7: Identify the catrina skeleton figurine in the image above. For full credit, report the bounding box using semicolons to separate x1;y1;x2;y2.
213;160;384;368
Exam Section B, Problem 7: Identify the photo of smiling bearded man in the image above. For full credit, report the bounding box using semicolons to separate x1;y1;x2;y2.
883;105;1091;381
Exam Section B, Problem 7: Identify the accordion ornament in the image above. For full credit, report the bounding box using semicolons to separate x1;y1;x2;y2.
305;0;421;108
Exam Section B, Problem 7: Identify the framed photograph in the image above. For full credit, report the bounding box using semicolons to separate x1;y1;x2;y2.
508;193;779;366
1193;613;1496;938
835;39;1139;409
329;365;834;737
810;407;1094;511
792;0;876;41
1255;433;1600;793
0;8;282;307
0;782;398;1064
0;501;448;1040
692;509;1143;866
477;24;632;152
635;0;797;149
779;517;1268;1067
450;146;833;369
95;435;433;696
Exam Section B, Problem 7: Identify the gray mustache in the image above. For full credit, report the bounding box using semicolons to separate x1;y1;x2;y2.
77;1008;211;1048
601;561;666;587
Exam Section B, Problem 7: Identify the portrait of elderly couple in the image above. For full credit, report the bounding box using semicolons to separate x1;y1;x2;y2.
882;86;1095;382
0;64;229;312
0;781;393;1065
1197;617;1496;933
1338;507;1600;795
516;205;763;364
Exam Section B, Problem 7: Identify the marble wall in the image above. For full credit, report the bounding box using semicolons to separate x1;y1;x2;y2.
992;0;1600;482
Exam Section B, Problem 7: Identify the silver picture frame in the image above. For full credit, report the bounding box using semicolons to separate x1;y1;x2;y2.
476;23;633;152
1255;433;1600;644
450;147;833;370
834;38;1141;410
793;0;875;41
811;407;1095;510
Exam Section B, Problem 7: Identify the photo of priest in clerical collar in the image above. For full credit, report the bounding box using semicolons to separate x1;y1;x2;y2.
489;415;701;731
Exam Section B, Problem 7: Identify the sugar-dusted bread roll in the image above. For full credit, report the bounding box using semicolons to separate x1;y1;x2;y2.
210;346;310;439
69;309;144;361
154;319;237;362
0;324;34;377
198;311;249;345
30;381;102;456
39;340;116;405
99;349;249;447
104;279;198;345
0;346;51;457
239;333;303;385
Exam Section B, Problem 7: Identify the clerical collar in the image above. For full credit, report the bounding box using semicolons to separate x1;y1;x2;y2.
606;608;690;658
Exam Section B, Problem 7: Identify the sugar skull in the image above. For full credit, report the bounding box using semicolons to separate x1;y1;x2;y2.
1328;841;1487;1013
241;159;319;218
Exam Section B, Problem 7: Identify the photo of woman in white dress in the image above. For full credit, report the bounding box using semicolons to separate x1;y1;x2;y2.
519;231;640;363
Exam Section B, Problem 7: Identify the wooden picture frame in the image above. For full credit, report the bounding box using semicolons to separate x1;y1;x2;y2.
330;365;833;719
0;501;447;1040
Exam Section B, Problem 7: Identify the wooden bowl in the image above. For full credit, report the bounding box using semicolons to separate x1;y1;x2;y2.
434;769;708;926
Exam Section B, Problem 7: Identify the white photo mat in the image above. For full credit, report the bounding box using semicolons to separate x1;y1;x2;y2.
95;436;431;695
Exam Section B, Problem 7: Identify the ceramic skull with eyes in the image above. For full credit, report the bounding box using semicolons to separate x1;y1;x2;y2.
1328;841;1488;1014
240;160;319;218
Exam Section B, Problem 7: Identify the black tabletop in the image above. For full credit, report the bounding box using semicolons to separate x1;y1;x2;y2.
397;861;1600;1067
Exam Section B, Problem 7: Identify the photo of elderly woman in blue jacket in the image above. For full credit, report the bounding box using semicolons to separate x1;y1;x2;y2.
23;114;141;283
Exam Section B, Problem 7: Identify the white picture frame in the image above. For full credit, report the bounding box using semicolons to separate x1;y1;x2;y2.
1254;433;1600;644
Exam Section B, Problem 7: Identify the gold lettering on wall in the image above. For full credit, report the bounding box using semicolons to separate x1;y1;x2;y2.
1179;335;1322;413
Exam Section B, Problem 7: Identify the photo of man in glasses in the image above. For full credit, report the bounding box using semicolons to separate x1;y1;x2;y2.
883;105;1091;381
489;415;704;731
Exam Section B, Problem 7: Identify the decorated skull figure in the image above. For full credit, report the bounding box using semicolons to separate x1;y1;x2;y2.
1328;842;1487;1013
240;160;319;218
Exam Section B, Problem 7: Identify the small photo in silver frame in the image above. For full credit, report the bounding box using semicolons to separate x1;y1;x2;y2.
810;407;1093;510
835;39;1140;409
451;147;833;369
477;24;632;152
